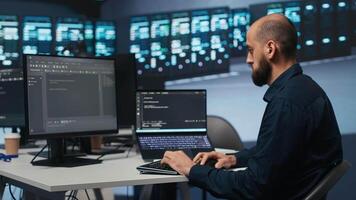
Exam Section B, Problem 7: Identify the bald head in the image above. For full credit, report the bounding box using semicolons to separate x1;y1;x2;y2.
249;14;298;59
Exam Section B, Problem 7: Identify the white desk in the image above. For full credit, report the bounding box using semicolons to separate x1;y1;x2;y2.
0;149;187;191
0;148;187;199
0;148;240;199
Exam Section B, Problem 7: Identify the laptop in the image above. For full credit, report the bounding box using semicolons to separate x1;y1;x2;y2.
135;90;214;161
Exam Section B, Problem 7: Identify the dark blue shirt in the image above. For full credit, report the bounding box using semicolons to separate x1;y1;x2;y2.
188;64;343;200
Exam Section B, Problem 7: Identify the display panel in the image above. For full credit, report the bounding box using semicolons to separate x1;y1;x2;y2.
210;8;230;73
22;16;52;55
301;1;319;60
150;14;171;77
55;17;84;56
25;55;117;136
319;0;335;58
0;68;25;127
230;8;250;57
284;1;302;52
170;11;191;77
95;21;116;57
130;16;151;78
0;15;20;68
84;20;95;56
191;9;211;74
334;0;351;56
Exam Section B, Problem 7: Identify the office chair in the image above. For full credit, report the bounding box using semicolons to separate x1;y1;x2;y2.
207;115;244;150
197;115;244;200
304;160;351;200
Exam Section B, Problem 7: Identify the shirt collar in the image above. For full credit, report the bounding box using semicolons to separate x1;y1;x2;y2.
263;63;302;102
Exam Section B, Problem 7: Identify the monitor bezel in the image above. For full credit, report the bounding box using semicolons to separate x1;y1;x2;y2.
23;54;119;139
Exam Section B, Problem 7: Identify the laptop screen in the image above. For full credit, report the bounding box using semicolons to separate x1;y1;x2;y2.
136;90;207;134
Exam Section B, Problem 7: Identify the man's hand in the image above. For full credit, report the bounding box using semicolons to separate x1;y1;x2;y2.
193;151;237;169
161;151;195;176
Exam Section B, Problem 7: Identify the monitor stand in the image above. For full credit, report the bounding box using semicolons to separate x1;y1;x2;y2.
31;139;102;167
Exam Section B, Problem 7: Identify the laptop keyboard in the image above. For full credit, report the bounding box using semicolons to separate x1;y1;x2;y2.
139;135;211;150
137;160;178;175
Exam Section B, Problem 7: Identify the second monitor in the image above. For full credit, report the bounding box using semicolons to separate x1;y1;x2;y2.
24;55;118;166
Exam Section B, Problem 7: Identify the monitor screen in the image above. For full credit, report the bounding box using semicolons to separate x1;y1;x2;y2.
95;21;116;57
22;16;52;55
230;8;250;57
24;55;117;137
84;20;95;56
170;12;191;75
0;68;25;127
0;15;20;68
55;18;84;56
284;2;302;50
191;10;211;68
150;14;170;76
130;16;151;77
210;8;230;70
136;90;207;133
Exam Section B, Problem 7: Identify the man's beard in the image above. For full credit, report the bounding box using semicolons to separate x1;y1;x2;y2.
251;56;272;87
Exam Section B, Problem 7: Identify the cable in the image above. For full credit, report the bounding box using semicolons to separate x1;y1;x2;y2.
84;189;91;200
66;190;79;200
65;195;79;200
73;190;78;199
20;189;24;200
30;144;48;164
126;146;133;158
8;184;17;200
96;144;125;160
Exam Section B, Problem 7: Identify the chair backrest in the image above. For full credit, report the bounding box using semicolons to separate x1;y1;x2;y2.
207;115;244;150
304;160;351;200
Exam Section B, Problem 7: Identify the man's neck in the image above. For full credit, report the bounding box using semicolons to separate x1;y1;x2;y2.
267;59;297;86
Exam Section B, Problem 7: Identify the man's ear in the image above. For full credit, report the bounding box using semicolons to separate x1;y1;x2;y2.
264;40;277;60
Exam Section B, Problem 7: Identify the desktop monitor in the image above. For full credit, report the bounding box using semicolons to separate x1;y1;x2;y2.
0;68;25;127
23;55;118;166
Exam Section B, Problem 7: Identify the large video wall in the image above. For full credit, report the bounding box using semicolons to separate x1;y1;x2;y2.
130;7;231;81
0;15;116;69
250;0;352;61
130;0;354;81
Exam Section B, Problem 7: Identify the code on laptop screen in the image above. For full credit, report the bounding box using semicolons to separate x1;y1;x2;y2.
136;90;207;133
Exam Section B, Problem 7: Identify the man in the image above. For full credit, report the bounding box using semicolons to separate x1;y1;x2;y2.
161;14;343;199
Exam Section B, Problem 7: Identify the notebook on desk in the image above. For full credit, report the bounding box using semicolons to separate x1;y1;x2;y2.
135;90;214;161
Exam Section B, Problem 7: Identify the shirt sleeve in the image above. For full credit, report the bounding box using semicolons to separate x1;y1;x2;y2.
233;146;256;167
188;98;308;199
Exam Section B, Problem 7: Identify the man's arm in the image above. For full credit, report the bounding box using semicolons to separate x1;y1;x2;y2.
233;146;257;167
188;98;309;199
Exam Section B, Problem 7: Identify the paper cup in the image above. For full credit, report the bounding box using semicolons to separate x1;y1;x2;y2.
4;133;21;156
90;136;103;150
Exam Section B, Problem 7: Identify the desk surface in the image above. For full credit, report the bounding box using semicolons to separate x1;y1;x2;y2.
0;149;187;192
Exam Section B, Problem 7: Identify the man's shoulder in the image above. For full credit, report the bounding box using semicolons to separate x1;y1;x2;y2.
276;74;327;107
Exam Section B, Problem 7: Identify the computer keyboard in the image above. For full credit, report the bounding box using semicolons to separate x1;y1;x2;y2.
139;135;211;150
137;160;178;175
137;159;218;175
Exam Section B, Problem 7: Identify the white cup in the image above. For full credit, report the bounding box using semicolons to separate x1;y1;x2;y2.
4;133;21;156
